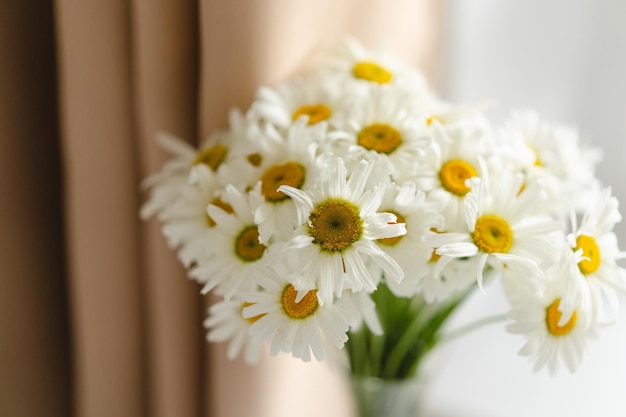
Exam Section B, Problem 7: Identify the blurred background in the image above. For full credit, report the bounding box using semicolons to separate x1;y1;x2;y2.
1;1;625;416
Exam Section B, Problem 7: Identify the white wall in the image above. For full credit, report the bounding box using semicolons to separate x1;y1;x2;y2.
426;2;626;416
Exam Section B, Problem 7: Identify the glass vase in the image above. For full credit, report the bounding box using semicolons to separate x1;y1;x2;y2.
350;375;426;417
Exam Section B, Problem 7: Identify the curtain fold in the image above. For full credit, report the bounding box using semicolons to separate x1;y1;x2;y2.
1;1;441;416
0;2;71;417
55;1;145;416
131;2;203;416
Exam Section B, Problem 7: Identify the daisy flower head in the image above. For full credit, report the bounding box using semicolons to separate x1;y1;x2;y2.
250;74;345;130
190;184;271;300
506;261;597;375
423;167;561;289
416;123;494;231
204;297;264;365
237;117;326;244
326;86;432;181
560;187;626;323
504;110;602;212
369;182;444;298
318;37;428;93
159;163;231;267
241;268;354;362
140;131;200;220
141;109;252;220
276;157;406;304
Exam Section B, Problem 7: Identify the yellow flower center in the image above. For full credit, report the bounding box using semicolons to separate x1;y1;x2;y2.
193;144;228;171
473;215;513;254
429;249;441;263
241;302;266;324
260;162;306;202
352;61;393;84
439;159;478;196
546;299;577;336
575;235;601;274
426;115;440;126
205;197;234;228
429;228;443;262
527;145;542;166
357;123;402;154
281;285;318;319
247;152;262;167
292;104;332;125
378;211;406;246
309;199;362;252
235;226;265;262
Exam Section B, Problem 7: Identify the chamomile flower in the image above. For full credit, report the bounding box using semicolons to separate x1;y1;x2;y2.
245;118;324;244
560;188;626;323
423;169;560;289
506;262;597;375
140;131;200;220
159;164;231;267
369;182;444;297
141;109;251;220
241;271;354;362
190;185;270;300
204;297;264;364
251;75;344;129
504;110;602;212
319;37;427;92
276;158;406;304
327;87;432;180
416;124;493;230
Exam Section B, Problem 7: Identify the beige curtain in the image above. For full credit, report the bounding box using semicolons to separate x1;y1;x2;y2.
0;1;441;416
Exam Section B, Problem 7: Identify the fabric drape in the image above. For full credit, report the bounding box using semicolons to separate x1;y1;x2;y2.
0;1;441;416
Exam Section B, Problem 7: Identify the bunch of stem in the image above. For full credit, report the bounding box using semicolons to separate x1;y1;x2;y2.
345;283;469;380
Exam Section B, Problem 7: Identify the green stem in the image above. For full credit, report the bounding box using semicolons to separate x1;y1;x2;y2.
439;313;507;345
383;310;427;378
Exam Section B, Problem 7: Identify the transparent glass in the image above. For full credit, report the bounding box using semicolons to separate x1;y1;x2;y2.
350;375;426;417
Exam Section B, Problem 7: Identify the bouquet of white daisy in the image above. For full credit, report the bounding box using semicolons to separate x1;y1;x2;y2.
141;39;625;416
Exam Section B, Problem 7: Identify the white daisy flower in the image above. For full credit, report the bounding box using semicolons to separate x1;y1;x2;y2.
250;74;345;129
318;37;427;92
504;110;602;212
326;86;432;181
204;297;264;364
140;131;200;220
242;271;354;362
158;164;231;267
244;118;325;244
276;158;406;304
423;168;561;289
369;182;444;298
506;261;597;375
416;123;493;231
560;187;626;323
141;109;251;220
190;185;270;300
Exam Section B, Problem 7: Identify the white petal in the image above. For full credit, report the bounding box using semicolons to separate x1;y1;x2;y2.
436;242;479;258
422;232;471;248
346;159;374;202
